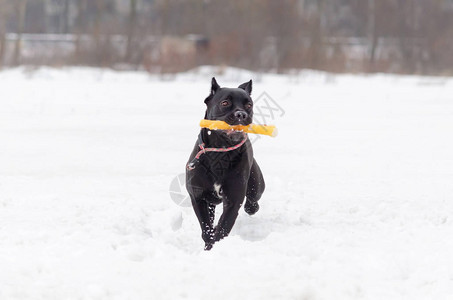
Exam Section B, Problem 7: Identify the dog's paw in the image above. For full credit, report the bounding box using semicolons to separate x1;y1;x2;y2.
204;242;214;251
202;229;215;245
244;200;260;215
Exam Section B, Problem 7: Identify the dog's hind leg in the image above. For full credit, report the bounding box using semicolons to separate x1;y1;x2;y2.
190;195;216;250
245;159;265;215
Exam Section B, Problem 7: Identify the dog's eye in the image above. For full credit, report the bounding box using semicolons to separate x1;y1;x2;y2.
245;103;253;109
220;100;230;107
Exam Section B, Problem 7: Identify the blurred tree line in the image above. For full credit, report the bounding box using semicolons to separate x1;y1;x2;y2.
0;0;452;74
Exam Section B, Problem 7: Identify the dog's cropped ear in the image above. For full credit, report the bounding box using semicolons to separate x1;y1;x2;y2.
205;77;220;104
211;77;220;95
238;79;252;95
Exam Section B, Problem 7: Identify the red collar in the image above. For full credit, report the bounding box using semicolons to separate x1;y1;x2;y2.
187;132;248;171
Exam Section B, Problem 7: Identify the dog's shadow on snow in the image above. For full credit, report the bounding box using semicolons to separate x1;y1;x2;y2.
232;215;275;242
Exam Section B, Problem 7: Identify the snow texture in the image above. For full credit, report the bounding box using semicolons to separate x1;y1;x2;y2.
1;66;453;299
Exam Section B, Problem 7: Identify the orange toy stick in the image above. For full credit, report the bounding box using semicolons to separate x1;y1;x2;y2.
199;120;278;137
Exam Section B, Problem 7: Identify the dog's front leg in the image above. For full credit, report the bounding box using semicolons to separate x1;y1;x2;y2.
190;195;216;250
213;184;246;242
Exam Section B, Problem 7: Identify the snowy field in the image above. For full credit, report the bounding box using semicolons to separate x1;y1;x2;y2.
1;66;453;299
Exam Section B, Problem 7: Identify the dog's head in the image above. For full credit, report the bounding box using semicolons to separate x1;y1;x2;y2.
204;77;253;126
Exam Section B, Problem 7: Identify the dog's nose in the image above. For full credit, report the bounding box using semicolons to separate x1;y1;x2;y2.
234;110;248;120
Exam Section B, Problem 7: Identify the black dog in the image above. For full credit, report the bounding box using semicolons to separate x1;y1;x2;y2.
186;77;265;250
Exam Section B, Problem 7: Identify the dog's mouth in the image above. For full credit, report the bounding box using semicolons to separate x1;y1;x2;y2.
224;117;252;126
225;128;242;135
226;121;251;126
219;128;246;142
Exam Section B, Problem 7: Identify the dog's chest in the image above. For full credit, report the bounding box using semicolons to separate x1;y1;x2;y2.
199;150;243;179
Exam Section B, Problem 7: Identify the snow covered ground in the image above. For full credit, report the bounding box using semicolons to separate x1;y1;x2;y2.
1;66;453;299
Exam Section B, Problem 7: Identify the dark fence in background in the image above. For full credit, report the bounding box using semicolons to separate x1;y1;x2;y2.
1;0;453;75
